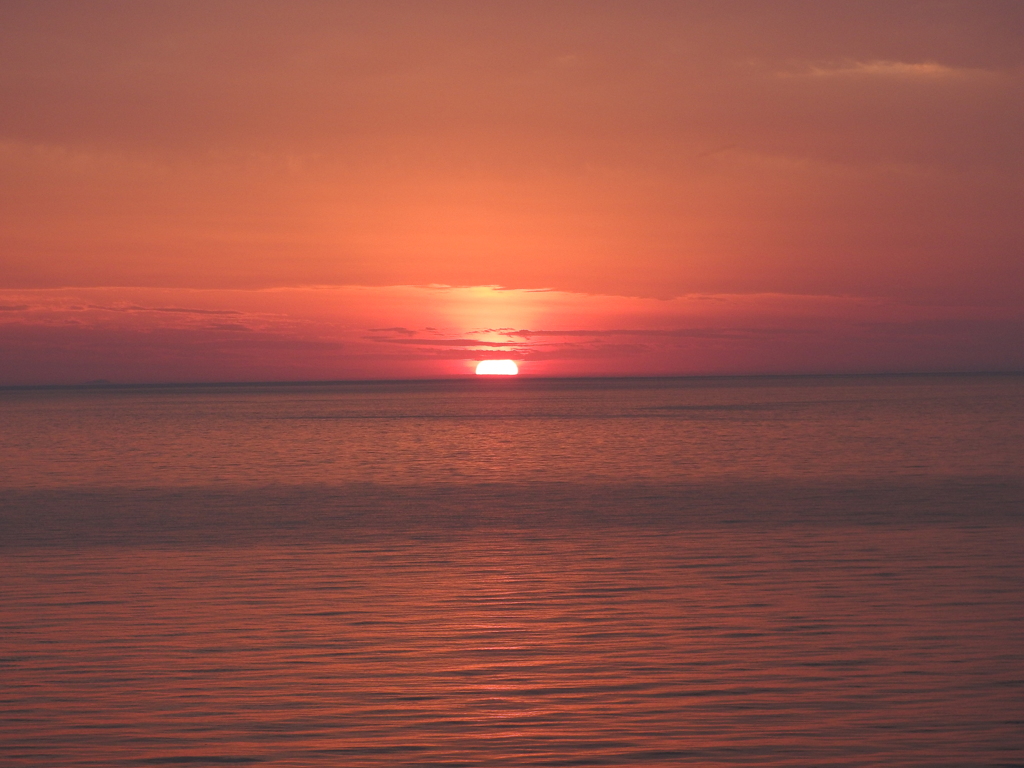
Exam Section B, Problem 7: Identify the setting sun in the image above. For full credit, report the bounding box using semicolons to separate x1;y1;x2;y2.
475;360;519;375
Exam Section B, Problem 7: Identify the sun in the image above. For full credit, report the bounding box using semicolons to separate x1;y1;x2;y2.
475;359;519;375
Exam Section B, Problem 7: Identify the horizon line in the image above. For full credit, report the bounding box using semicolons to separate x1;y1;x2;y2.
2;369;1022;392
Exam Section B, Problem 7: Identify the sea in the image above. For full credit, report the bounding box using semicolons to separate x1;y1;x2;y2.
1;374;1022;767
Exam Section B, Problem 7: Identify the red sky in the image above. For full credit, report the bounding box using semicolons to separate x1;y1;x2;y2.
1;1;1021;383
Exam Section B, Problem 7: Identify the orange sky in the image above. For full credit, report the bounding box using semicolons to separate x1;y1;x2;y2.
1;1;1021;383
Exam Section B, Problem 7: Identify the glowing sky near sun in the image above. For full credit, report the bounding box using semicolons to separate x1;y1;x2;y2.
0;2;1021;384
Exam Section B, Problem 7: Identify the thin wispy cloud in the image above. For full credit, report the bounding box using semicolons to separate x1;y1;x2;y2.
504;328;817;339
790;60;1000;80
366;337;520;348
86;305;245;316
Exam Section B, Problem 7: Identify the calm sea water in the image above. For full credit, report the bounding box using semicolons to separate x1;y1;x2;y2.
2;374;1022;767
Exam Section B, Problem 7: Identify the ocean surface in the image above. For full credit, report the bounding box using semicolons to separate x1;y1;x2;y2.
2;374;1022;767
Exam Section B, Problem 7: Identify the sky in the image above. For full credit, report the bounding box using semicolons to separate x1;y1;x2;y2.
1;0;1021;384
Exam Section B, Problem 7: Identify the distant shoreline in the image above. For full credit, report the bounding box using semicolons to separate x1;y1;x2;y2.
2;370;1021;392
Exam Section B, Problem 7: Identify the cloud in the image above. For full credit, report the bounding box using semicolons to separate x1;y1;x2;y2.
858;318;1024;338
86;305;245;316
1;284;1021;384
795;60;992;80
517;343;652;361
206;322;252;332
0;304;29;311
505;327;816;339
369;326;418;335
366;336;519;348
